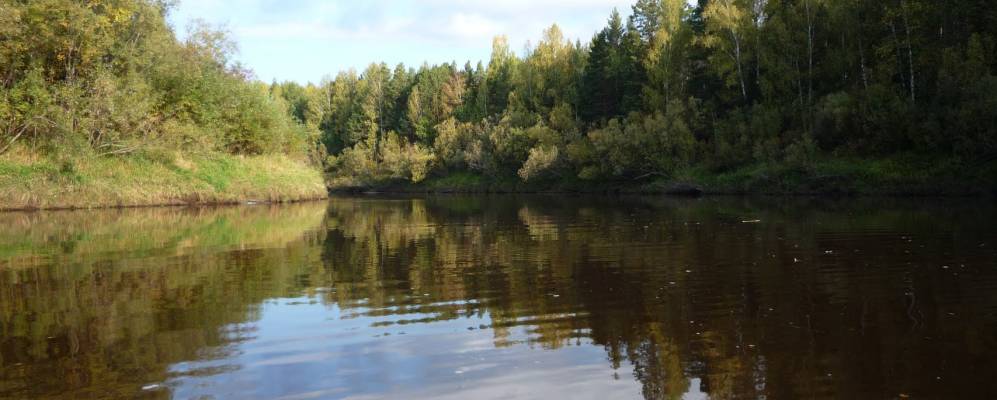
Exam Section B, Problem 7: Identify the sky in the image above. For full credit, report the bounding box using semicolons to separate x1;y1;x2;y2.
167;0;638;84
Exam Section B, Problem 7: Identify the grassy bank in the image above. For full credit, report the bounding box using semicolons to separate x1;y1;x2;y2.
330;155;997;196
0;150;328;210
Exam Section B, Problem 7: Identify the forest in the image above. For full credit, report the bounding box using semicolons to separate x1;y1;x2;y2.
0;0;327;208
0;0;321;160
2;0;996;196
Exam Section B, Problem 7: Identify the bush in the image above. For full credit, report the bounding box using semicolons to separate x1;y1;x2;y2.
518;145;560;181
331;133;435;184
488;120;532;172
785;133;819;172
381;133;435;182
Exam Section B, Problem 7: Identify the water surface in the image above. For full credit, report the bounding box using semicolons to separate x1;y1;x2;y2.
1;196;995;399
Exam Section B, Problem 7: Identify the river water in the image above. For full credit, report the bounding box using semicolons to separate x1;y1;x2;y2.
1;195;995;399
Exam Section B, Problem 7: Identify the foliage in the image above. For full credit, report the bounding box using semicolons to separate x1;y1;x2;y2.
518;145;560;181
0;0;314;160
328;132;435;184
5;0;996;191
315;0;997;188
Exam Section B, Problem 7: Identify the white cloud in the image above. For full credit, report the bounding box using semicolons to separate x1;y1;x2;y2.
444;13;506;42
169;0;640;82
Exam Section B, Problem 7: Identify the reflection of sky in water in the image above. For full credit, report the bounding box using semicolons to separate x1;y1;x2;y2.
7;197;997;399
166;296;643;399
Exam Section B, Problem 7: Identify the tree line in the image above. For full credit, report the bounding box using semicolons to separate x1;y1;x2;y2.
292;0;997;184
2;0;995;186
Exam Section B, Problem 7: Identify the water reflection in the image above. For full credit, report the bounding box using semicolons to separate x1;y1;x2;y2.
1;196;995;399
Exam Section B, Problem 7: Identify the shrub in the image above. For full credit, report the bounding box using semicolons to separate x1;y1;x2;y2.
518;145;560;181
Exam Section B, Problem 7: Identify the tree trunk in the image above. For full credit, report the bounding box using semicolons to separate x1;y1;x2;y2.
731;30;748;102
858;34;869;90
889;19;908;96
900;0;916;102
0;124;29;155
805;0;814;107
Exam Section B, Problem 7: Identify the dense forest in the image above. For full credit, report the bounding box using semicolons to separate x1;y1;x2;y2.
299;0;997;190
0;0;322;162
2;0;996;194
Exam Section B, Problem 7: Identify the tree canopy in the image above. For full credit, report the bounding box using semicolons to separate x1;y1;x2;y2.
312;0;997;184
3;0;995;186
0;0;320;161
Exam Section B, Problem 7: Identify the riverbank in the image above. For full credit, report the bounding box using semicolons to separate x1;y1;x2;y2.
0;151;328;211
330;155;997;196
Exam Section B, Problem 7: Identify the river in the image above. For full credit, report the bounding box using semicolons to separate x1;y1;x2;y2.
1;195;995;399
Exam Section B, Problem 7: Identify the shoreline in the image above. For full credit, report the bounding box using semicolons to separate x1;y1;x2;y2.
328;156;997;198
3;154;992;212
1;184;988;213
330;188;989;197
0;196;330;213
327;179;994;198
0;152;329;212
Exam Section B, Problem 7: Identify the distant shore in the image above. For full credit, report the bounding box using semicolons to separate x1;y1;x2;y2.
329;156;996;197
3;152;991;212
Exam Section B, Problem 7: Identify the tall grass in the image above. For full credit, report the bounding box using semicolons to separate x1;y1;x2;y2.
0;149;327;210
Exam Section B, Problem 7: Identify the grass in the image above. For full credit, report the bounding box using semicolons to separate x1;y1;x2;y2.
0;149;328;210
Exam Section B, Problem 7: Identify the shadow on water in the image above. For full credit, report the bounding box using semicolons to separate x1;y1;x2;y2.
1;196;995;399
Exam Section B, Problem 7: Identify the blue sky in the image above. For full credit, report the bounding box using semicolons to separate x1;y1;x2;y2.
167;0;638;84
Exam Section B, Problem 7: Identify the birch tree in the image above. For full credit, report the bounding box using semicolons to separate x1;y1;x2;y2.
704;0;750;102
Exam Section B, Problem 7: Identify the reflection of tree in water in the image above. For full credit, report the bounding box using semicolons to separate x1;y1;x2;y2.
0;204;329;399
1;197;995;399
319;196;997;399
